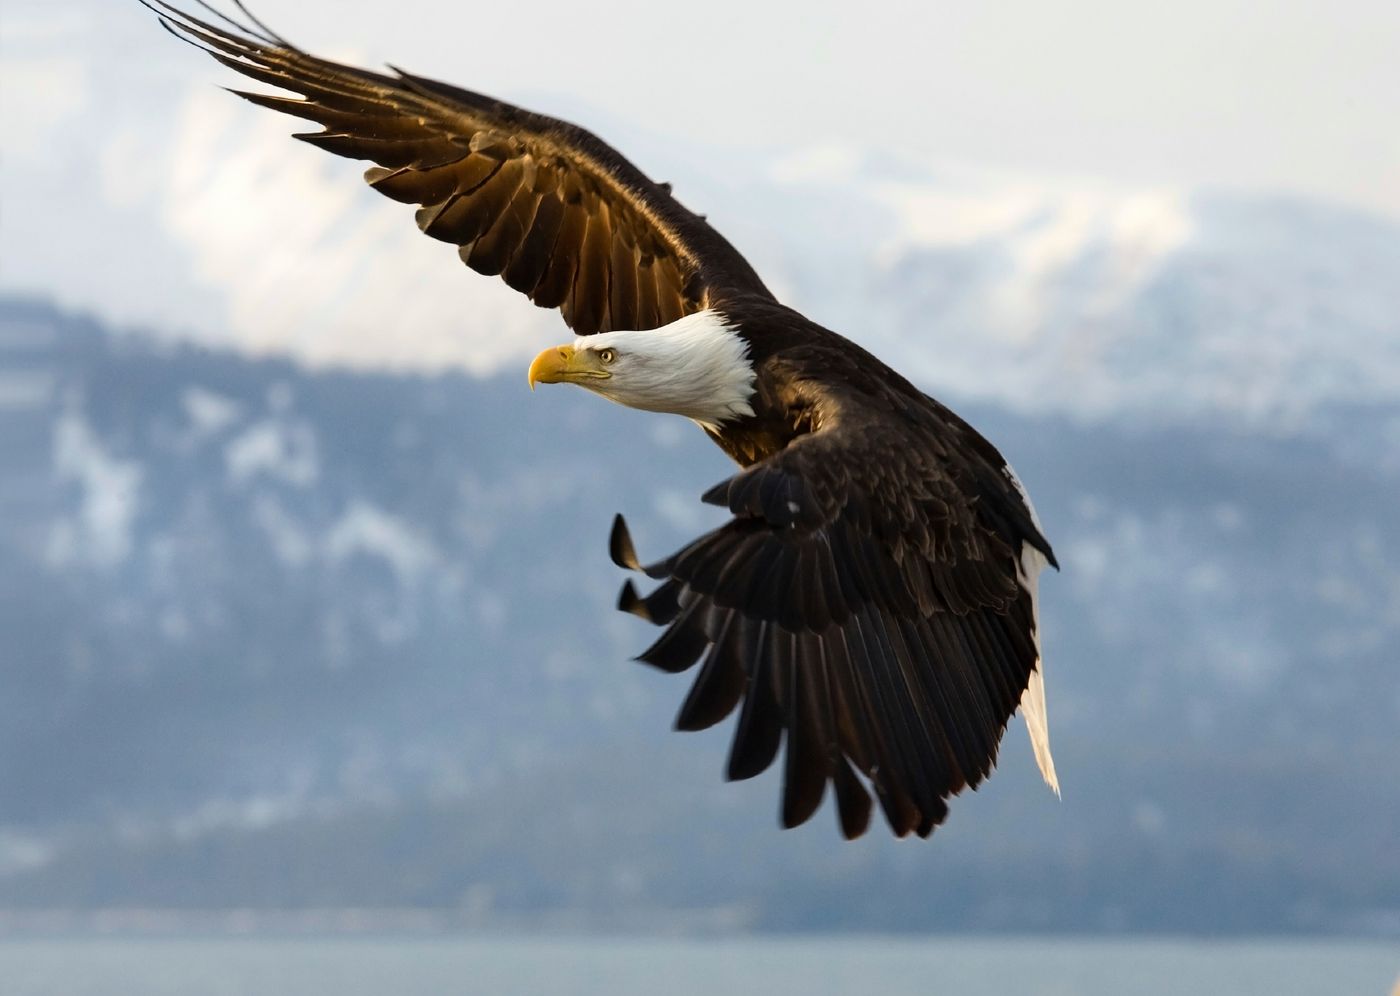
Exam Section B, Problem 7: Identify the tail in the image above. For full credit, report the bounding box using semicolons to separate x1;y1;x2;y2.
1017;544;1060;796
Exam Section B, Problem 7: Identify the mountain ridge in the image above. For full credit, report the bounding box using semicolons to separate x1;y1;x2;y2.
2;296;1396;934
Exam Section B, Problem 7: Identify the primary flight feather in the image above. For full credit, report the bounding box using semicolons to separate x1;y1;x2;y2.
144;0;1061;839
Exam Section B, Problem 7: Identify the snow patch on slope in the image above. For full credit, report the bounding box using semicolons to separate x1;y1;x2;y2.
225;419;319;488
325;501;439;584
46;407;143;569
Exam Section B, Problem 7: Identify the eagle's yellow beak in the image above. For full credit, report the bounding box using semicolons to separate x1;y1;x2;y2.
527;344;609;390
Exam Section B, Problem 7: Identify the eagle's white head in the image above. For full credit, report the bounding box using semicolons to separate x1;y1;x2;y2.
527;309;757;431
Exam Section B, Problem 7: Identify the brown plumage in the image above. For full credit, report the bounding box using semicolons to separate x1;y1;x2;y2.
611;301;1055;837
146;1;1060;840
146;0;767;335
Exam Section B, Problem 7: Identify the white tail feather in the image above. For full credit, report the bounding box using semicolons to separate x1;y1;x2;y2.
1018;545;1059;795
1005;462;1060;797
1021;658;1060;795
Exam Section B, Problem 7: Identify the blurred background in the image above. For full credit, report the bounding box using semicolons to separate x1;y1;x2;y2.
1;0;1398;987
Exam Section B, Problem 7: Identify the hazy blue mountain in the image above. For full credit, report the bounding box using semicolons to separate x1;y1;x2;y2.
1;296;1396;935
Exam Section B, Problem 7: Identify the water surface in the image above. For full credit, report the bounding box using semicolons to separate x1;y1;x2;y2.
2;934;1395;996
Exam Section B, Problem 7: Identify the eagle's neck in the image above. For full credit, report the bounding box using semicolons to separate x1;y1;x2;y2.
583;310;757;431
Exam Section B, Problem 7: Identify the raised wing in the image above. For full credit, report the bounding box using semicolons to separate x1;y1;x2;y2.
148;2;773;334
613;375;1057;838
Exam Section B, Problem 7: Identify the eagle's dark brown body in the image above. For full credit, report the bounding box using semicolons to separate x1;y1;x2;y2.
146;0;1060;839
608;303;1056;837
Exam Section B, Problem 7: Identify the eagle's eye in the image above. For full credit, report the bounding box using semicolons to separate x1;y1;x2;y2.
598;348;617;364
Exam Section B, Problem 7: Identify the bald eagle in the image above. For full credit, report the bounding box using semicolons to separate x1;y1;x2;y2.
146;1;1061;839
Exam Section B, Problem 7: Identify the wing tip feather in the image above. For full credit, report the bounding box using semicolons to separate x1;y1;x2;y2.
608;514;641;571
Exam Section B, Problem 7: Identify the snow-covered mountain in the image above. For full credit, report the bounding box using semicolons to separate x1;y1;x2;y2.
2;297;1396;934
